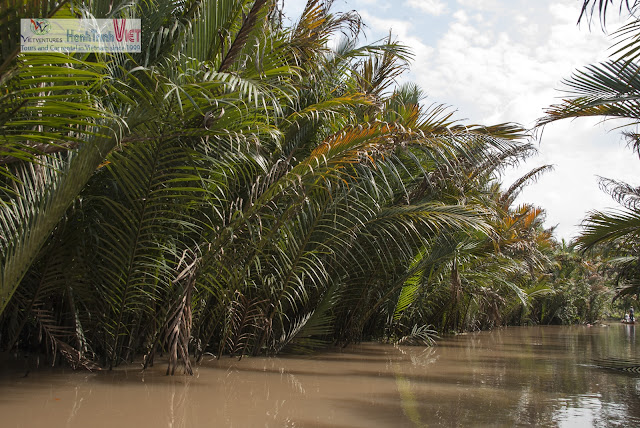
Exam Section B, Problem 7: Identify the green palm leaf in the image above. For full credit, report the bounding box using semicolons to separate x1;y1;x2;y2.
577;208;640;250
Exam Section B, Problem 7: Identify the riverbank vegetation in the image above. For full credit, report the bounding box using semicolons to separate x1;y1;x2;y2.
538;0;640;324
0;0;636;373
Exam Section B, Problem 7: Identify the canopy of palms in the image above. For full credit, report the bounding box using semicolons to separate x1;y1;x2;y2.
0;0;557;373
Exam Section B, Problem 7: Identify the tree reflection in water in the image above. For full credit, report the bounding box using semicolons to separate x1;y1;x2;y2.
1;324;639;427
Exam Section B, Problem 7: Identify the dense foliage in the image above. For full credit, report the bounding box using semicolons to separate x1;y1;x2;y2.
0;0;624;374
539;0;640;321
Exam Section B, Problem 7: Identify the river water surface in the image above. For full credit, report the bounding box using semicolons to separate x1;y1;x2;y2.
2;324;640;427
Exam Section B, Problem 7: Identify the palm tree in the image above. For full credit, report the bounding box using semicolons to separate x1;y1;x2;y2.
0;0;208;316
1;0;551;373
538;0;640;308
1;0;302;370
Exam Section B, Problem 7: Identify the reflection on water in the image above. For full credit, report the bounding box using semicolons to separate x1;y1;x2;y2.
1;325;640;427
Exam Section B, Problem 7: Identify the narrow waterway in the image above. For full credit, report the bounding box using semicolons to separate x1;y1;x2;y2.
1;324;639;427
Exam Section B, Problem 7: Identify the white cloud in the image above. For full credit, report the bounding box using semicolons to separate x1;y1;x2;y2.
410;1;613;123
452;10;468;23
379;0;637;240
358;11;434;60
405;0;448;16
502;119;639;240
287;0;640;240
456;0;502;11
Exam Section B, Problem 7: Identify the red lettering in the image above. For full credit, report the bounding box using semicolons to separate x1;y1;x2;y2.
113;19;126;42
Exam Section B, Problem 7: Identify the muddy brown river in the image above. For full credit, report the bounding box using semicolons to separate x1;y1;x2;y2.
1;324;640;427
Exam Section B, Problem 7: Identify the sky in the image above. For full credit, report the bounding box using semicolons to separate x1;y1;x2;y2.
283;0;639;242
